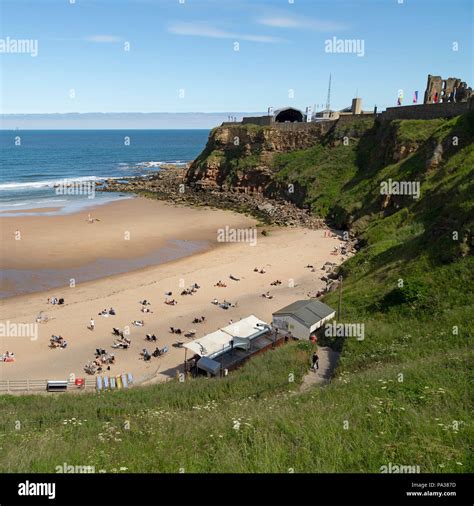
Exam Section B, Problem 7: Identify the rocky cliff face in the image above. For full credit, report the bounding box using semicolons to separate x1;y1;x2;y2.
186;122;333;193
184;114;472;232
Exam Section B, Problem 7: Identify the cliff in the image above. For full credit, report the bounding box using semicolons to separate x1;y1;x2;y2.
186;122;333;195
187;115;473;240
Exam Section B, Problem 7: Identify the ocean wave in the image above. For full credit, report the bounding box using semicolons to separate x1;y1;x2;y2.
34;199;68;204
0;202;27;207
133;160;189;168
0;176;105;190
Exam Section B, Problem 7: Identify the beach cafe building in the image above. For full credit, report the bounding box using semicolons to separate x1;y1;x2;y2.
183;315;272;376
272;300;336;341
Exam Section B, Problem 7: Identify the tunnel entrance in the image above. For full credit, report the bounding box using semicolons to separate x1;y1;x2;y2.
274;108;304;123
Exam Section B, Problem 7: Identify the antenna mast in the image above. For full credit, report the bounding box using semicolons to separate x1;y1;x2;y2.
326;73;332;111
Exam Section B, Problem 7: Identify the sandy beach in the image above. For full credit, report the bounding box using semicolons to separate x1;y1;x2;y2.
0;197;346;386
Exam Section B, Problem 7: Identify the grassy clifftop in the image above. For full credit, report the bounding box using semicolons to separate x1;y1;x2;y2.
1;115;472;473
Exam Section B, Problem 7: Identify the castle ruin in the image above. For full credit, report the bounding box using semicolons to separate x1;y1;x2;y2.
424;74;473;104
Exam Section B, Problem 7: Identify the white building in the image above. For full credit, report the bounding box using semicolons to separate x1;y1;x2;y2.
183;315;270;375
272;300;336;340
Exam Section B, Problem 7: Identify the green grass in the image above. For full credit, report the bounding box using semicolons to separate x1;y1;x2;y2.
1;114;473;474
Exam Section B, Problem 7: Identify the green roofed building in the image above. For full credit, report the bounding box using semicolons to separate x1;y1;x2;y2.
272;300;336;340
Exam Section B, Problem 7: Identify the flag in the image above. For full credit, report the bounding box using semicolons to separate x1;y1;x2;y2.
397;89;404;106
413;91;418;103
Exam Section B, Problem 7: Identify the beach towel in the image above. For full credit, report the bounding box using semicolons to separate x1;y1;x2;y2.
103;376;109;389
116;375;123;389
127;373;134;384
96;376;103;391
110;377;116;389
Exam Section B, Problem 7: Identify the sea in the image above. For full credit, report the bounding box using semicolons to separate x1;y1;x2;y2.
0;129;210;216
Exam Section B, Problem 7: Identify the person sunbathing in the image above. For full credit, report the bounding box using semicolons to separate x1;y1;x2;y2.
262;292;273;299
164;299;177;305
211;298;219;305
229;275;240;281
141;307;152;313
140;299;150;305
112;340;128;349
109;307;116;315
133;320;144;326
215;281;227;287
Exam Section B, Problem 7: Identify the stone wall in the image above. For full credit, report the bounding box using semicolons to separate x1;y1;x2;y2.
380;99;472;121
242;116;273;126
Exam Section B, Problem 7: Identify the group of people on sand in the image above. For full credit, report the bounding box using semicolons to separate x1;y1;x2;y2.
112;328;131;349
1;351;15;362
211;298;237;310
254;267;266;274
98;307;116;317
141;345;168;361
139;300;153;313
47;296;64;305
181;283;200;296
50;335;67;349
84;349;115;375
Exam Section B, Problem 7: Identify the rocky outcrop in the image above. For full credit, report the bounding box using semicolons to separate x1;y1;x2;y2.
186;122;333;192
99;166;326;228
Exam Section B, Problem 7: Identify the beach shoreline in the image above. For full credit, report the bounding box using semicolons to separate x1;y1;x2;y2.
0;197;257;297
0;196;349;389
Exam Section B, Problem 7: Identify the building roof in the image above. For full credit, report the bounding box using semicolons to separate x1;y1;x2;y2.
273;300;336;328
184;315;269;359
273;106;304;115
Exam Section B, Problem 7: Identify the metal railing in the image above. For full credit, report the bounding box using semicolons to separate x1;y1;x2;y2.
0;378;97;393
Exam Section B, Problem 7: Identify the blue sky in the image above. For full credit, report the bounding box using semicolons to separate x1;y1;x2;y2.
1;0;472;115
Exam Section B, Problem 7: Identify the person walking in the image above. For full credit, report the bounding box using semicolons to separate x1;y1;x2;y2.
89;318;95;331
311;352;319;371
